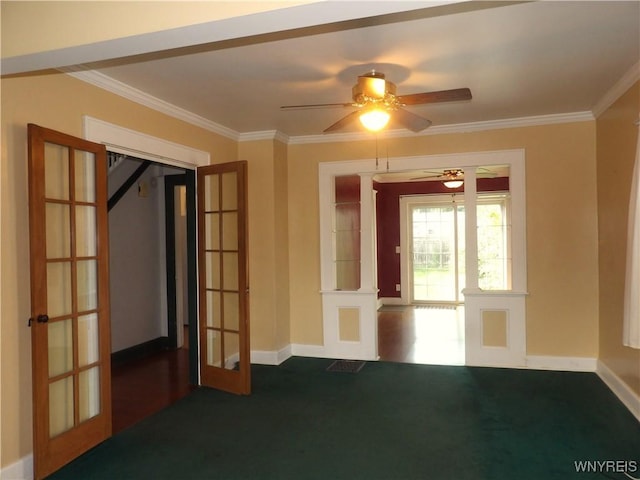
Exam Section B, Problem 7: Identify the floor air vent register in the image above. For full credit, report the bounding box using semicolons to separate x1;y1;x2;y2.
326;360;366;373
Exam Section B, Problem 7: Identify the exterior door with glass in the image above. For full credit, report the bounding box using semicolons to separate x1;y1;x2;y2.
409;199;465;303
28;124;111;480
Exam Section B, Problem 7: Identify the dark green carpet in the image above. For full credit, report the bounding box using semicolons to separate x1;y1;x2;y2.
48;357;640;479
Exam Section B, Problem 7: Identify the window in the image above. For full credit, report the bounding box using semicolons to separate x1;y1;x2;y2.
477;194;511;290
404;192;511;303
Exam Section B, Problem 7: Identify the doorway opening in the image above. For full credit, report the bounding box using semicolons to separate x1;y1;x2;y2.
321;150;526;369
107;153;197;433
374;167;512;366
377;305;465;365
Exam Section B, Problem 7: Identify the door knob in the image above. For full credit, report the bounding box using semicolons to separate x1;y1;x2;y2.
28;314;49;326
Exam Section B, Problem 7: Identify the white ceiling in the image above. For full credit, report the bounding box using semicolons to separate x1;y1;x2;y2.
17;1;640;138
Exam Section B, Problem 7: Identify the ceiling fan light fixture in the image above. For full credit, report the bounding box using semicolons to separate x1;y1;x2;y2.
443;180;464;189
359;108;390;132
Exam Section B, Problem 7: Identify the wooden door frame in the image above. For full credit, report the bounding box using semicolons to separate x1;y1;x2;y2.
84;116;209;386
164;171;199;385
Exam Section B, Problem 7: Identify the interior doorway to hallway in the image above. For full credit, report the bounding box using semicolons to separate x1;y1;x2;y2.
108;154;197;431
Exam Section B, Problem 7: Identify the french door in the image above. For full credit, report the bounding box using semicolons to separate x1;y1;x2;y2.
197;162;250;395
29;125;251;477
28;124;111;480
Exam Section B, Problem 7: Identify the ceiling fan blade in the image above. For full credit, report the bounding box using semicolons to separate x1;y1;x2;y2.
410;174;441;181
280;102;353;110
393;108;432;132
398;88;472;106
324;110;361;133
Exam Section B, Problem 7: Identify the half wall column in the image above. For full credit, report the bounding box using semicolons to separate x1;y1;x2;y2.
359;173;376;292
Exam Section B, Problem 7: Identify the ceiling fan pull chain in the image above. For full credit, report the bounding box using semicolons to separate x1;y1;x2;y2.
386;142;389;172
375;134;379;169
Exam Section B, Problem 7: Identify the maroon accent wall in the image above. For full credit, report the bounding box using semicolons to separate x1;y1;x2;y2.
374;177;509;298
335;175;360;203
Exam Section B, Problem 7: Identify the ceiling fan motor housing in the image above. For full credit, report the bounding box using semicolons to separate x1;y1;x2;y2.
352;72;397;106
444;169;464;179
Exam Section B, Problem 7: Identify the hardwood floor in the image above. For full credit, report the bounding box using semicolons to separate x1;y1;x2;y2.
111;310;462;433
111;334;194;434
377;305;465;365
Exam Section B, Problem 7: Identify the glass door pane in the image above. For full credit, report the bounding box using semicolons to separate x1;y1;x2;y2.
202;171;242;370
411;204;460;302
43;144;103;438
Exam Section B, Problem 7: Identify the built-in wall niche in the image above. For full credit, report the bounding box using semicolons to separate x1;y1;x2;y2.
334;175;361;291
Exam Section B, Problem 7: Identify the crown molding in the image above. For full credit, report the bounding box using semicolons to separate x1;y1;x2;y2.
592;60;640;119
287;111;595;145
238;130;290;144
61;67;240;141
64;67;595;147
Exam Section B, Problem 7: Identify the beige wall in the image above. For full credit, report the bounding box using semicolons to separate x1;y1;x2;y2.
274;140;291;350
0;71;237;467
1;1;309;58
287;122;601;358
238;139;291;353
597;80;640;396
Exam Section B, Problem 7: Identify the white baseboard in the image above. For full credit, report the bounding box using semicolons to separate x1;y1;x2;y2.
525;355;597;372
250;345;292;365
596;360;640;423
282;343;597;372
378;297;405;306
1;453;33;480
290;343;331;358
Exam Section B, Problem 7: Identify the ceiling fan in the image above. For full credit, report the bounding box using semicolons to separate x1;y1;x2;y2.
411;168;496;188
280;70;472;133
